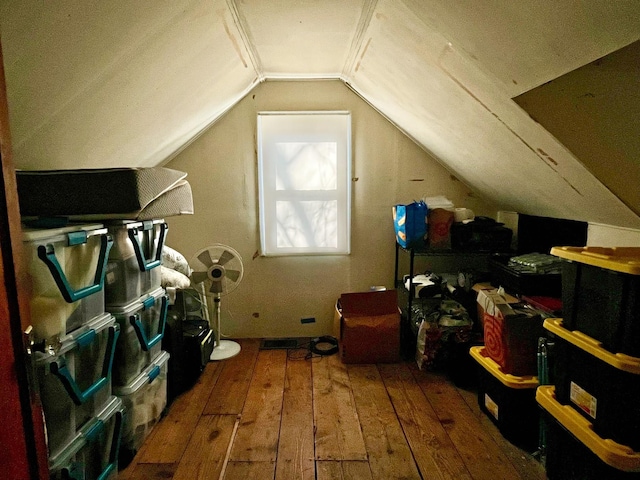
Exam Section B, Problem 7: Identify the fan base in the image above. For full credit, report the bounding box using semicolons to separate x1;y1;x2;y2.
209;339;242;361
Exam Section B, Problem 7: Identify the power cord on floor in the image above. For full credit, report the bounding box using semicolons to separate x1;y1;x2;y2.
286;336;339;361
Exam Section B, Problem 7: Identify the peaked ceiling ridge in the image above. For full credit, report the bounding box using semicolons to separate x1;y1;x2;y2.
342;0;379;82
227;0;265;82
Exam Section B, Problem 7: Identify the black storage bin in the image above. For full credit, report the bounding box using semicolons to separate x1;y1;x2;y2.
489;254;562;297
551;246;640;357
545;318;640;452
537;386;640;480
470;346;539;450
450;217;512;252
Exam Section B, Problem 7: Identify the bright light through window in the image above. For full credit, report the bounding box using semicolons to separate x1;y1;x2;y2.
258;112;351;256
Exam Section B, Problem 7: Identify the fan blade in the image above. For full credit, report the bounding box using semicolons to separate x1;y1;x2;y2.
226;269;241;282
191;271;209;284
217;249;234;266
197;249;215;268
209;281;224;294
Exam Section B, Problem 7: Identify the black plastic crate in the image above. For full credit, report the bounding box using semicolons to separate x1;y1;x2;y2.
489;254;562;297
470;347;539;450
538;386;640;480
552;246;640;357
545;318;640;452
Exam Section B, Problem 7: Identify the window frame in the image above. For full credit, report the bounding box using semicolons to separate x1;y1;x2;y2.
257;111;352;257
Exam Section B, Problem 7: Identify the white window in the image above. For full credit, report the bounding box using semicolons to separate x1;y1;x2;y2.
257;112;351;256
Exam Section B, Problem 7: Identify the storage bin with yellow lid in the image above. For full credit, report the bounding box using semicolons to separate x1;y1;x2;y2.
469;346;539;449
551;246;640;357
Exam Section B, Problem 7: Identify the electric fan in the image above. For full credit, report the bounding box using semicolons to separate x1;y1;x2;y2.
189;244;244;360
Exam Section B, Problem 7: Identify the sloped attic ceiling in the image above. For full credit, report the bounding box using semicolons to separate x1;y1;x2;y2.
1;0;639;227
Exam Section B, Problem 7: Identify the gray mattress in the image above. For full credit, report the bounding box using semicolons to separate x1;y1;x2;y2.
17;167;194;220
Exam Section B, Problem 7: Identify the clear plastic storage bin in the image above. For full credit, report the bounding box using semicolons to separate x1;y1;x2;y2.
49;396;124;480
23;224;112;345
114;350;169;463
110;287;169;387
35;313;119;458
104;219;167;307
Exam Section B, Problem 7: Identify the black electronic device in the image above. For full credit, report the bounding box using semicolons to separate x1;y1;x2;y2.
163;294;214;403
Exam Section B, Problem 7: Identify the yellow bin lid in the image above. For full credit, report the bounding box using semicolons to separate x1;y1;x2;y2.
469;346;538;389
550;246;640;275
543;319;640;374
537;385;640;472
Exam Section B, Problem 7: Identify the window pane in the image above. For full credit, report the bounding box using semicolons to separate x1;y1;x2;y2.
275;142;337;191
276;200;338;248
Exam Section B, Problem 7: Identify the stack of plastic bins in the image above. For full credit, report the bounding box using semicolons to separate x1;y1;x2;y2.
541;246;640;478
114;350;170;465
105;219;169;465
49;396;125;480
34;313;120;459
537;386;640;479
543;320;640;462
23;224;122;477
469;346;539;450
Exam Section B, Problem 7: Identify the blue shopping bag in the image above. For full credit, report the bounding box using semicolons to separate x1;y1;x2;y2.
393;201;428;248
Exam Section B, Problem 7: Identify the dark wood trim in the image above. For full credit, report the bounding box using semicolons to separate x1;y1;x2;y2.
0;35;49;480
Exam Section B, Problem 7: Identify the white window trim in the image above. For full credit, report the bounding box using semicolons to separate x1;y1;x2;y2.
257;111;352;256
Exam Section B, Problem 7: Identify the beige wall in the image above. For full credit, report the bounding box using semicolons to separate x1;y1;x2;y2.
165;80;497;338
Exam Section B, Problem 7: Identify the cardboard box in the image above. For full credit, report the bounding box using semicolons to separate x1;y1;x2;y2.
473;283;518;327
334;290;400;364
475;284;543;376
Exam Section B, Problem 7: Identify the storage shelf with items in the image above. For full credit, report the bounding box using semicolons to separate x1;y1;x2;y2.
394;242;494;357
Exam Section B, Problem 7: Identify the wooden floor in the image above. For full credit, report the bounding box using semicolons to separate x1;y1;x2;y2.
120;339;547;480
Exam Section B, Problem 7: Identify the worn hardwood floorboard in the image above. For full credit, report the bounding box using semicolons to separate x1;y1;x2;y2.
135;359;223;463
229;349;287;462
203;338;261;415
316;460;374;480
413;367;525;480
348;364;421;480
275;356;315;480
456;384;547;480
313;355;368;461
223;461;276;479
120;342;547;480
171;414;238;480
378;363;473;480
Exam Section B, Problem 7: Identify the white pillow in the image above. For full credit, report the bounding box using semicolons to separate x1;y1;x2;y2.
160;266;191;289
162;245;191;276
